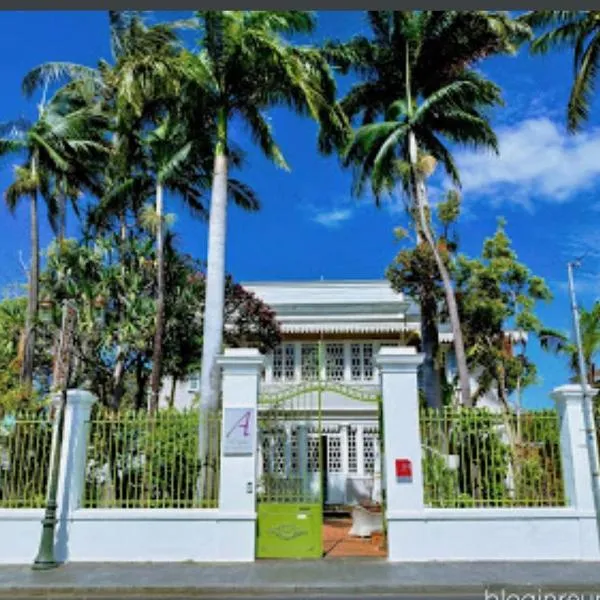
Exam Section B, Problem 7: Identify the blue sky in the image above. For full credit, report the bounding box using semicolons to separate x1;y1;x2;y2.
0;11;599;408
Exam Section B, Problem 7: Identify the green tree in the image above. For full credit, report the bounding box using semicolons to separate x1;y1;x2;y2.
326;11;528;407
181;11;344;411
28;13;265;411
37;232;280;409
539;302;600;386
387;190;461;408
520;11;600;132
454;219;553;407
344;48;501;406
0;91;106;390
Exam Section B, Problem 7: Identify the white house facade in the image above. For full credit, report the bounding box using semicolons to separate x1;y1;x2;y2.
160;279;507;507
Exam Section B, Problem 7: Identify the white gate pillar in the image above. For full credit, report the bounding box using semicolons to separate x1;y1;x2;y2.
54;389;96;562
551;383;599;511
217;348;263;561
551;383;600;559
376;346;424;562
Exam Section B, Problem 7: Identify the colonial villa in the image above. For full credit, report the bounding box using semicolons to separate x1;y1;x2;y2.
161;279;517;508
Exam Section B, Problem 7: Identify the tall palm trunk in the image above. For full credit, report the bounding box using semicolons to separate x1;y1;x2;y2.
197;108;228;501
199;107;229;411
58;193;66;243
408;131;472;407
150;182;165;413
20;156;39;390
111;214;128;410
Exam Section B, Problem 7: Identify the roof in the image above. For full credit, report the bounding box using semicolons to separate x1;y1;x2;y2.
242;280;407;308
241;279;526;342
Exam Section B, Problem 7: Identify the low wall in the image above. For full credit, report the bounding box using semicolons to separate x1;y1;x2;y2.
387;508;600;562
66;509;255;562
0;509;255;564
0;509;45;564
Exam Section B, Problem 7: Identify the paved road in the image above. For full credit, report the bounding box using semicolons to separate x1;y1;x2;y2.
3;561;600;599
0;595;525;600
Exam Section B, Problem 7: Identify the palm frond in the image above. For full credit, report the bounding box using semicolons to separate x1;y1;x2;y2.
22;63;100;98
567;30;600;132
228;178;260;211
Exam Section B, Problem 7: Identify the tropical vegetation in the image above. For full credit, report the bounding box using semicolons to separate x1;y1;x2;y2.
0;10;593;417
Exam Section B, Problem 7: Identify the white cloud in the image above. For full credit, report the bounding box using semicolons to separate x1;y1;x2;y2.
454;118;600;205
312;208;353;228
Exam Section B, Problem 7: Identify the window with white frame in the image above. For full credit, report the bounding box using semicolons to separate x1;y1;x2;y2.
363;428;379;474
272;343;296;382
268;341;380;383
347;426;358;473
327;434;343;473
325;343;344;381
188;374;200;391
301;343;319;380
351;343;375;381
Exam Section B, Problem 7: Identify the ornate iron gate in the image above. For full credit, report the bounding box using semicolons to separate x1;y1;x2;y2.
256;383;324;558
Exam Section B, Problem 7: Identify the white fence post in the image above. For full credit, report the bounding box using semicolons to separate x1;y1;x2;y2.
377;346;425;512
551;384;599;512
54;389;96;562
217;348;263;559
376;346;424;562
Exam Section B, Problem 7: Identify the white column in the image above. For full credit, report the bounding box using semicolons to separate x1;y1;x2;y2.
356;423;365;476
54;389;96;562
217;348;263;514
551;383;600;559
551;384;599;511
343;342;352;382
376;347;425;513
264;351;273;385
294;342;302;382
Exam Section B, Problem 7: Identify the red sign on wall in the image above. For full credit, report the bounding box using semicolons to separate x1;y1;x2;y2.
395;459;412;479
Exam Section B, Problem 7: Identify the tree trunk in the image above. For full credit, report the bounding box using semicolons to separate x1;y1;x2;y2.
198;108;229;502
149;182;165;413
408;131;472;406
169;377;177;409
20;159;39;390
58;192;67;243
199;108;229;411
110;212;128;410
135;356;148;411
420;291;442;409
111;354;125;410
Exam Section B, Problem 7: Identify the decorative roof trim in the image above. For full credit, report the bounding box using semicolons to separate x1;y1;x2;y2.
280;322;407;334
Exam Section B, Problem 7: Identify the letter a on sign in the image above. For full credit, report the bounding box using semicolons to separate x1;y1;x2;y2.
223;408;255;455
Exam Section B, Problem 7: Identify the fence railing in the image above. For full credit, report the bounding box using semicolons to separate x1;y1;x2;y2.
420;407;564;508
0;411;53;508
84;408;221;509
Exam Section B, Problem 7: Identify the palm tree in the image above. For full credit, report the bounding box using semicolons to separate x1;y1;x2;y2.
540;302;600;385
333;11;524;406
181;11;344;411
0;93;106;390
520;11;600;132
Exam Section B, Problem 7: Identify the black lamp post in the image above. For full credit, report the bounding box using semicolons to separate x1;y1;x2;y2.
32;300;77;571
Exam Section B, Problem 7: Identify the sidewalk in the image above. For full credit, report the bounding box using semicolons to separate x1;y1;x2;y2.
2;560;600;598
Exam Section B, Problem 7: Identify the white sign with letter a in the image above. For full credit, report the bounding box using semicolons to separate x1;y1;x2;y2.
223;407;255;456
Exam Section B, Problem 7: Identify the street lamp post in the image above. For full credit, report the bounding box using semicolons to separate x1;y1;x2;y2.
32;300;77;570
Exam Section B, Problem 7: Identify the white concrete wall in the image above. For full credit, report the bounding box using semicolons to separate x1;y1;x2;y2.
0;349;263;566
0;509;44;564
378;346;600;563
387;509;599;561
0;509;254;564
65;509;254;562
